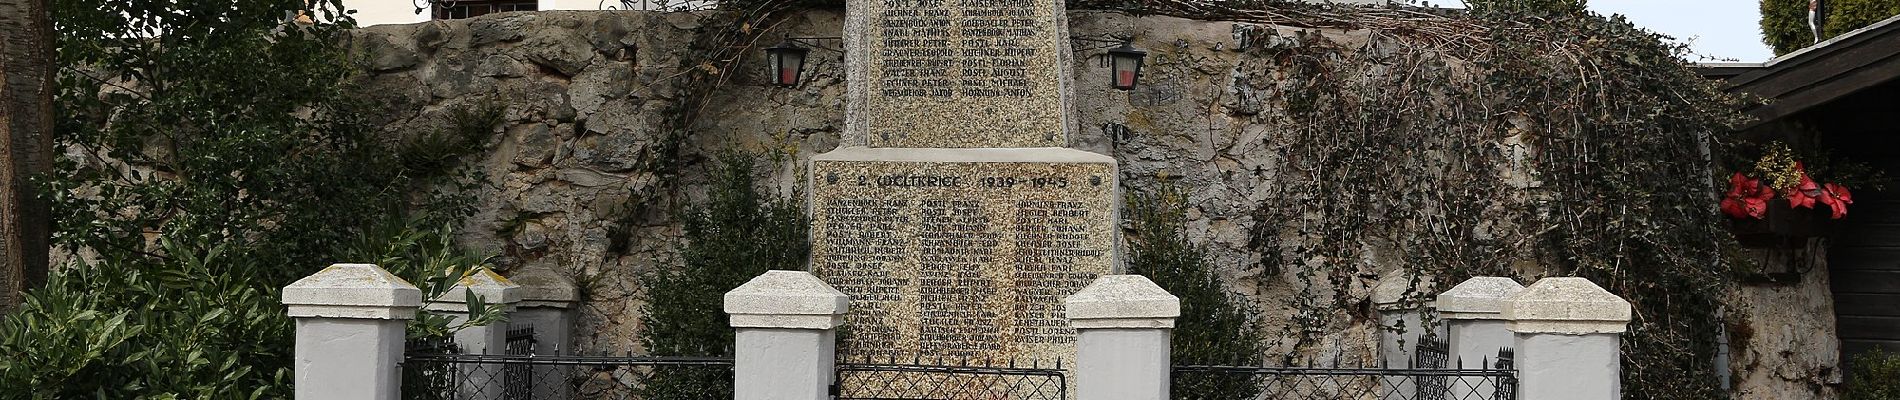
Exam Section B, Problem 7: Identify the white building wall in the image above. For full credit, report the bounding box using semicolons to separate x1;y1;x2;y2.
346;1;430;27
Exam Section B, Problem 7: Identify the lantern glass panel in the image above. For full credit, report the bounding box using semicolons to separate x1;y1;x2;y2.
1112;53;1142;90
772;49;807;86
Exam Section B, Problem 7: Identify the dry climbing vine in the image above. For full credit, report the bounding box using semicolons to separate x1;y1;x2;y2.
1206;2;1748;399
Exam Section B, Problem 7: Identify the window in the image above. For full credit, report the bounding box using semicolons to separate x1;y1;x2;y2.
432;0;538;20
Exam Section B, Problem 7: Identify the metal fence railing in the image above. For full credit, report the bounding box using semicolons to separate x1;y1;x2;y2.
401;326;734;400
1171;345;1518;400
833;356;1068;400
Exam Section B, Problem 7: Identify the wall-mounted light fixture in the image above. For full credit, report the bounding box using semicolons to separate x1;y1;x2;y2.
766;40;810;87
764;37;842;88
1073;36;1149;90
1105;41;1148;91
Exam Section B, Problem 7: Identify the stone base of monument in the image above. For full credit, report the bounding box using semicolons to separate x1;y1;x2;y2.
809;147;1120;398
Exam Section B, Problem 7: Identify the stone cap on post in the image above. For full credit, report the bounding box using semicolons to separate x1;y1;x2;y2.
1065;275;1181;329
283;263;423;320
510;268;580;309
723;271;849;330
1372;268;1435;312
427;268;523;313
1503;277;1632;335
1435;277;1526;320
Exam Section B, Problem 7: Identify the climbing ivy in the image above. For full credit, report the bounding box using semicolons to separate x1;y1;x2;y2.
1185;1;1749;399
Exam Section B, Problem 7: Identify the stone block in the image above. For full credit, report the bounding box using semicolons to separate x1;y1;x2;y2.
511;268;580;308
809;147;1119;360
843;0;1076;147
283;264;422;320
1371;268;1434;311
1436;277;1525;320
1504;277;1632;334
428;268;523;313
723;270;850;329
1066;275;1181;329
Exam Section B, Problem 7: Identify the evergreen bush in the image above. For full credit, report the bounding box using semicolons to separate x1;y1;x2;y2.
0;0;497;397
1761;0;1900;55
1126;186;1267;399
1843;348;1900;400
636;152;808;400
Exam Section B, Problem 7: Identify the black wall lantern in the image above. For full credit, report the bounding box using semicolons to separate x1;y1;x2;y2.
766;40;810;87
1106;41;1147;91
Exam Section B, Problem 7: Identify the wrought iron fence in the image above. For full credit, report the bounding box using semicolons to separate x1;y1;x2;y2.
401;326;734;400
1172;346;1518;400
834;355;1068;400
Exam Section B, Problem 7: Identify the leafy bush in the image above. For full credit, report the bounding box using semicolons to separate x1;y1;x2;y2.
1761;0;1900;55
1127;186;1267;399
0;0;496;397
636;152;808;400
1843;348;1900;400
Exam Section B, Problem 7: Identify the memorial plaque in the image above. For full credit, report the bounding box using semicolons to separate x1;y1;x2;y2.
810;148;1118;362
843;0;1076;148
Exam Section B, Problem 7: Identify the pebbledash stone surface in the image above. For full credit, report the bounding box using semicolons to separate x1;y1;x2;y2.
843;0;1077;148
809;147;1119;361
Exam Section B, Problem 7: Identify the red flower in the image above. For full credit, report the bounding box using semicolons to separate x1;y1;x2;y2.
1788;163;1821;209
1821;183;1853;219
1721;172;1775;219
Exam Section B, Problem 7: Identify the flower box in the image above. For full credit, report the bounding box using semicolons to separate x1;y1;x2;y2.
1729;198;1838;247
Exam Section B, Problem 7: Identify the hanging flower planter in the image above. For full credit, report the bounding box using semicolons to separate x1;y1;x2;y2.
1728;198;1839;247
1722;145;1854;248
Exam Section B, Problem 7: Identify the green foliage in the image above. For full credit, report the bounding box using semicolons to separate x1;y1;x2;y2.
1843;348;1900;400
636;152;808;400
0;0;496;397
1761;0;1900;55
1127;187;1266;400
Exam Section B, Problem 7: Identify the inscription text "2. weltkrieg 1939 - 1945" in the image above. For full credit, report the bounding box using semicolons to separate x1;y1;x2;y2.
845;174;1080;189
876;0;1042;98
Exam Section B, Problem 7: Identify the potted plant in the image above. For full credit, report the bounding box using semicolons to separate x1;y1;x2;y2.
1722;144;1855;248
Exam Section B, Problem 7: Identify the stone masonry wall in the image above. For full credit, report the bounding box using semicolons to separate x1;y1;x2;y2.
348;10;1839;397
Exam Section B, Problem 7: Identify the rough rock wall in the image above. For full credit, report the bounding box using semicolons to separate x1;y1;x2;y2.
348;10;1839;397
1726;244;1843;399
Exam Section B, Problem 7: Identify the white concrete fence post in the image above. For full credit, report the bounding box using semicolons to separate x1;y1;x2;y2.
1066;275;1181;400
1503;277;1633;400
1372;268;1441;369
426;269;522;400
1435;276;1526;399
282;264;422;400
724;270;849;400
509;268;579;399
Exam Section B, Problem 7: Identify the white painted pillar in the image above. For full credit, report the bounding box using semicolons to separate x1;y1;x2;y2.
724;271;849;400
426;269;522;400
1372;268;1440;369
1066;275;1181;400
1435;276;1525;399
509;269;578;399
283;264;423;400
1503;277;1632;400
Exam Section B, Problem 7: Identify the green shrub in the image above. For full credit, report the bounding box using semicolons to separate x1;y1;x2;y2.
1761;0;1900;55
1843;348;1900;400
0;0;497;397
1127;186;1267;399
636;152;808;400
